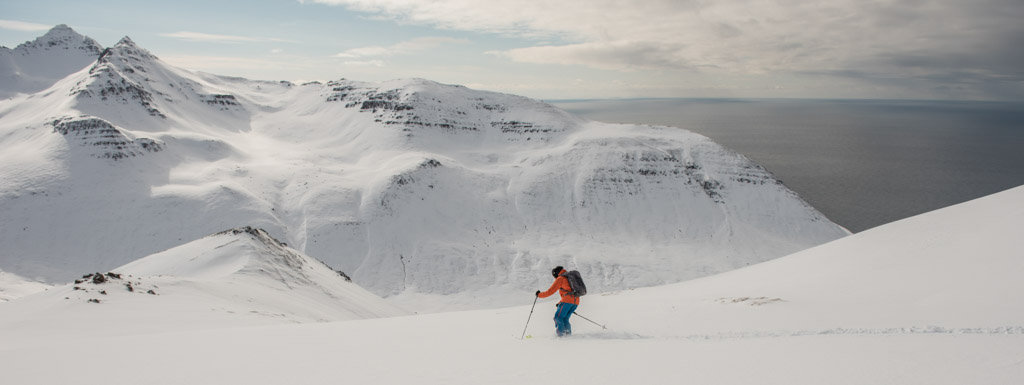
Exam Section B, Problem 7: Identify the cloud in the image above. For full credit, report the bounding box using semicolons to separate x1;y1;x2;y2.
310;0;1024;99
0;20;52;32
343;60;385;67
161;54;315;72
160;31;297;44
334;36;469;58
489;41;692;72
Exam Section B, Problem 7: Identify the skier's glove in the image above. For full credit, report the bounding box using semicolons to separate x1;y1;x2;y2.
535;290;541;297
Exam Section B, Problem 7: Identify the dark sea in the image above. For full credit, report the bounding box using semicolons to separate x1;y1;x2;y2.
550;98;1024;233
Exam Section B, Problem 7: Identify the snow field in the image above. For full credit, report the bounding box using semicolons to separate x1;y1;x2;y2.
2;186;1023;384
3;308;1021;385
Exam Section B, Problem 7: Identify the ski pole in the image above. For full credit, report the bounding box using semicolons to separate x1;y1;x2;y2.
572;311;607;330
520;295;539;339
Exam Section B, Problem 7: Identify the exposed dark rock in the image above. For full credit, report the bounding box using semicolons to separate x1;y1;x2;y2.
200;94;244;111
336;271;352;282
702;180;724;201
491;120;555;134
360;100;413;112
49;116;163;160
215;226;288;248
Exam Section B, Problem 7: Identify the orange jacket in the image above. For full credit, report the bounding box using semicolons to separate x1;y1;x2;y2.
538;271;580;305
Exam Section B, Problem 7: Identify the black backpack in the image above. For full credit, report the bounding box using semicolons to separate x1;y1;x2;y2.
563;270;587;297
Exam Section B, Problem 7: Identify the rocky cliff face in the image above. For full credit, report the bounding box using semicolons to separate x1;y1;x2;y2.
48;116;163;160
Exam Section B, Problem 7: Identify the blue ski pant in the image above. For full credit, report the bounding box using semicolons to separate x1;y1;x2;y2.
554;302;578;337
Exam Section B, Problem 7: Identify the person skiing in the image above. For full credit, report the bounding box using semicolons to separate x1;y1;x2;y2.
535;266;579;337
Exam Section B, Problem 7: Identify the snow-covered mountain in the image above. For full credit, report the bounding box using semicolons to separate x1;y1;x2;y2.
0;226;406;336
0;24;102;99
1;183;1019;385
0;27;849;310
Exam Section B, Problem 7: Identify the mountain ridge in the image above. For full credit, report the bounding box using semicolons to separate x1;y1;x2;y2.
0;27;849;311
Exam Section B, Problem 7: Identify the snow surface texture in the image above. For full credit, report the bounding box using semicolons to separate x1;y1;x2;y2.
0;226;406;337
1;184;1020;385
0;268;50;302
0;25;102;99
0;27;847;310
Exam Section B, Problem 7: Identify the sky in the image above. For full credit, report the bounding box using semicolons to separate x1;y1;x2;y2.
1;0;1022;101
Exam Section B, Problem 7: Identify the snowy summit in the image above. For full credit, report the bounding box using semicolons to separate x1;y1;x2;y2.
0;24;103;98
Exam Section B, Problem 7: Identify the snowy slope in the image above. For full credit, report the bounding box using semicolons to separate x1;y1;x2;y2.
0;28;848;310
0;226;406;337
580;184;1024;334
0;185;1019;385
0;268;50;302
0;25;102;99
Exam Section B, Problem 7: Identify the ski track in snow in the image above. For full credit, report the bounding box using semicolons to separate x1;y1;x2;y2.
658;325;1024;341
543;326;1024;341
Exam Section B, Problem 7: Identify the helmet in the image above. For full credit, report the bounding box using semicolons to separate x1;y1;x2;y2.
551;266;564;278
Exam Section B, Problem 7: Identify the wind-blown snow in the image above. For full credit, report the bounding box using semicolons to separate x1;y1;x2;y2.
0;27;847;310
1;184;1020;385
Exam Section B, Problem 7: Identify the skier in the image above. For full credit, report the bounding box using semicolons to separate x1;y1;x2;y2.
535;266;579;337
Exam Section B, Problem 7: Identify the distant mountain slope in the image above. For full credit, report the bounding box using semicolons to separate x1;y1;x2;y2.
0;28;849;310
0;24;102;98
0;227;406;336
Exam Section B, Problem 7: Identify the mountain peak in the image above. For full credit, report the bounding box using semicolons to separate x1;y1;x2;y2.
115;36;137;47
39;24;79;40
0;24;104;97
102;226;408;323
16;24;102;54
104;36;157;61
46;24;74;33
114;226;311;280
214;226;289;250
